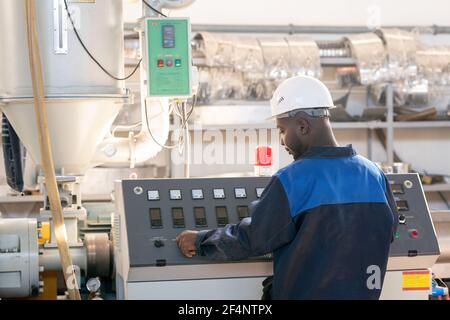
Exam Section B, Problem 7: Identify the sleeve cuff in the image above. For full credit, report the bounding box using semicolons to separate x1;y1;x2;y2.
195;230;210;256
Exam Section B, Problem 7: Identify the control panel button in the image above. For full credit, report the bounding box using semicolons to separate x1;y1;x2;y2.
154;239;165;248
175;59;182;67
213;188;225;199
191;189;204;200
157;59;164;67
147;190;160;201
399;214;406;224
409;229;419;238
169;189;182;200
166;59;173;67
256;188;265;198
234;188;247;199
215;206;229;227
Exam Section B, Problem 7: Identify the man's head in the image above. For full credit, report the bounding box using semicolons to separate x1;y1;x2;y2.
270;76;338;159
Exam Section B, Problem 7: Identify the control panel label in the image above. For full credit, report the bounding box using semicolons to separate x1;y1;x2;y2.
402;271;431;291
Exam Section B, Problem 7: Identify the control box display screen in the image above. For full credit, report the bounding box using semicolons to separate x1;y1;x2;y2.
171;207;185;228
194;207;207;227
215;206;229;226
162;25;175;48
237;206;250;220
149;208;163;228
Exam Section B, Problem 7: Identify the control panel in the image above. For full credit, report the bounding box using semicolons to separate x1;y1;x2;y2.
145;18;192;97
117;177;271;267
115;174;439;268
387;174;440;258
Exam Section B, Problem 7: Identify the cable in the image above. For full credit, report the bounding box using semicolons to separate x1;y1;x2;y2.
144;96;197;152
142;0;168;17
144;100;183;150
63;0;142;81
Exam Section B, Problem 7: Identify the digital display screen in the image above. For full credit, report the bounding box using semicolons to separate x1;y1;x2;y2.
171;207;185;228
215;206;229;226
149;208;163;228
162;25;175;48
237;206;249;220
194;207;207;227
391;184;404;194
396;200;409;211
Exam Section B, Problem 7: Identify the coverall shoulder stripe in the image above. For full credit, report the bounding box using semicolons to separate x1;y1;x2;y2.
275;155;388;218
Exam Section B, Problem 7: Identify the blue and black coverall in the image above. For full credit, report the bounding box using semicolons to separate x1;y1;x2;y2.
195;145;398;299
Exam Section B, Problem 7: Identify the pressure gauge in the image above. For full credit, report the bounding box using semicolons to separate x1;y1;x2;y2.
86;277;101;293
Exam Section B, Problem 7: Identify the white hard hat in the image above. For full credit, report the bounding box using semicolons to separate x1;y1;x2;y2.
269;75;335;119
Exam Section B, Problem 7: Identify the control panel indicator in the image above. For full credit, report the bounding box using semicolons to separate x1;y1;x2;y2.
237;206;250;221
396;200;409;211
409;229;419;238
194;207;207;227
191;189;204;200
171;208;185;228
256;188;265;198
147;190;160;201
149;208;163;228
133;186;143;195
169;189;182;200
390;183;404;195
234;188;247;199
213;188;225;199
215;206;229;227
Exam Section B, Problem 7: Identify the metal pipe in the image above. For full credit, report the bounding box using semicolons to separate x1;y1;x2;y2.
39;246;87;272
189;24;450;35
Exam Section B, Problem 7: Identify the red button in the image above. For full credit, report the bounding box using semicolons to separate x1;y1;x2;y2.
157;59;164;67
409;229;419;238
166;59;173;67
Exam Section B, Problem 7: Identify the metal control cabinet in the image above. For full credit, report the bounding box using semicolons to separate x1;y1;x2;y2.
145;18;192;97
118;177;271;267
114;174;440;300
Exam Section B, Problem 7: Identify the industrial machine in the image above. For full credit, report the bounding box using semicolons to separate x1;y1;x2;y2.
0;0;195;299
114;173;440;300
0;0;447;301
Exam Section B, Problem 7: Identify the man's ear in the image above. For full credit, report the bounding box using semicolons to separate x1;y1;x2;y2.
296;117;310;135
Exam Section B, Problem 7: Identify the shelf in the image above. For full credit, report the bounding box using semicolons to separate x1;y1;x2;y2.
183;120;450;131
423;184;450;192
393;121;450;128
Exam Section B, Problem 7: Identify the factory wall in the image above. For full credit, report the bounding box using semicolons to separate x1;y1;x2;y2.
125;0;450;26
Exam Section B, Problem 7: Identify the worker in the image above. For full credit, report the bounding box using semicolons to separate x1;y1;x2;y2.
176;76;398;299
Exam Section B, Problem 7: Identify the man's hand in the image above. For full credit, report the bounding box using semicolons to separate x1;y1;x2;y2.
176;230;199;258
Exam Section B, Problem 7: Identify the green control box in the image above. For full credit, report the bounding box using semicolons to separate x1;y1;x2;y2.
145;18;192;97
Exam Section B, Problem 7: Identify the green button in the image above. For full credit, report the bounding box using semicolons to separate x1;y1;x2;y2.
175;59;182;67
395;231;400;239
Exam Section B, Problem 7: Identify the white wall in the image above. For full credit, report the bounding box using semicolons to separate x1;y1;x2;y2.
125;0;450;26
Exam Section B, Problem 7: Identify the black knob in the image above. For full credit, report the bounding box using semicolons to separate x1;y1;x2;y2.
399;215;406;224
154;240;164;248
